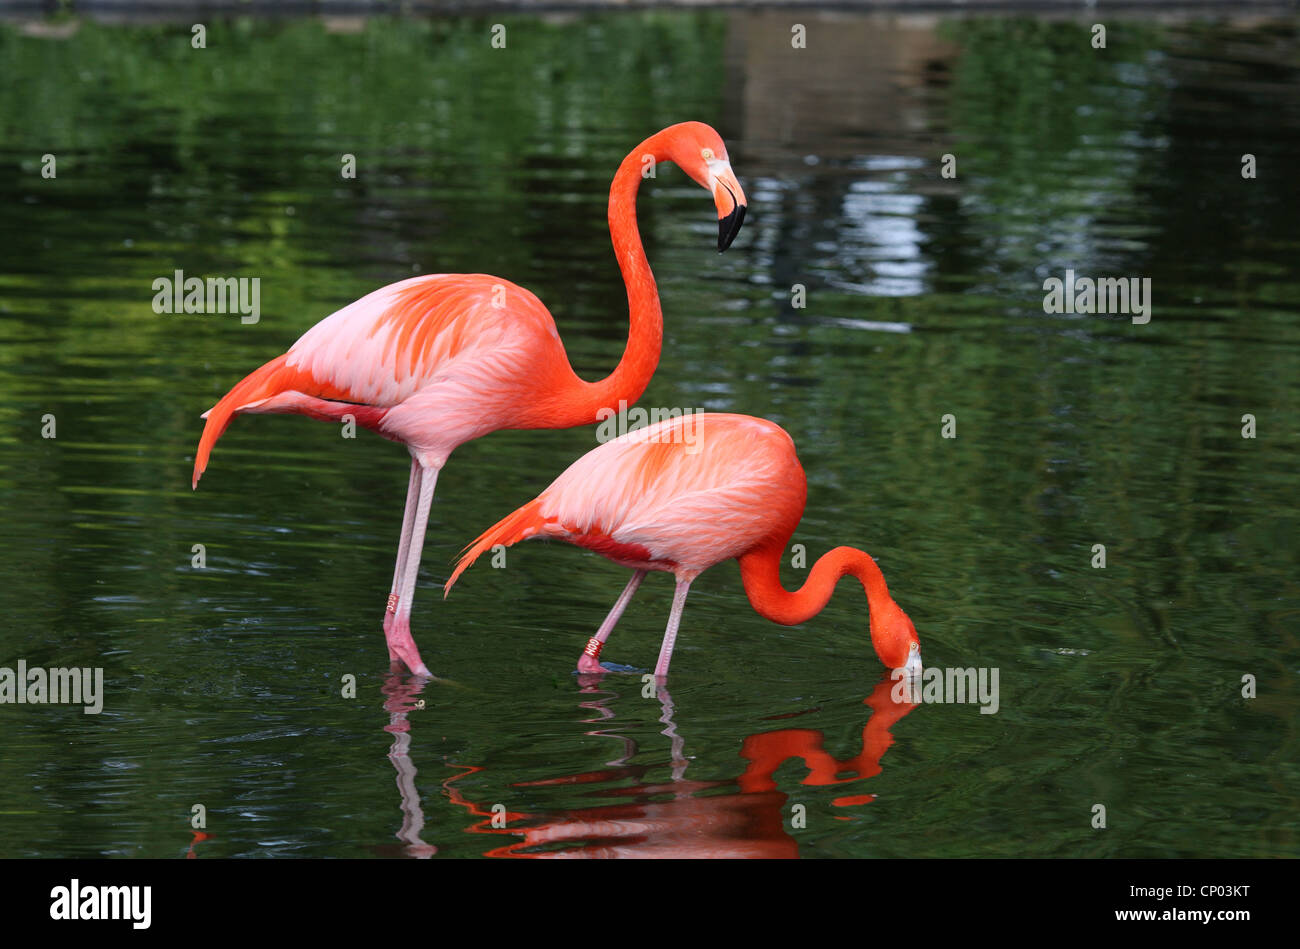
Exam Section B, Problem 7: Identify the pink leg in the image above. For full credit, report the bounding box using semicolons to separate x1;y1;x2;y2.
577;569;647;673
385;463;438;677
653;579;693;679
384;458;421;634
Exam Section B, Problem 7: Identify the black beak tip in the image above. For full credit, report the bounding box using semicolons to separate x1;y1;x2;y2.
718;203;747;253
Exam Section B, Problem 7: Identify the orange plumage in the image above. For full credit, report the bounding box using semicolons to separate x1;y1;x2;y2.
448;414;921;676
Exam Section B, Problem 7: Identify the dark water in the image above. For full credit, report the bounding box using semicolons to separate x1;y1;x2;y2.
0;10;1296;858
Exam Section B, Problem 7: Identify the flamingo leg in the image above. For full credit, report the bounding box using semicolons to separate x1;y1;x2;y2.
577;569;647;673
384;458;422;628
653;579;692;679
385;463;438;678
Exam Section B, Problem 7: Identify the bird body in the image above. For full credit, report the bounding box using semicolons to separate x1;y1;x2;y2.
191;123;749;677
446;413;921;676
194;274;577;476
449;414;803;578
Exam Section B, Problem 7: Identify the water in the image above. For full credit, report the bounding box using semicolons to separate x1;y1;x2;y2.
0;10;1296;859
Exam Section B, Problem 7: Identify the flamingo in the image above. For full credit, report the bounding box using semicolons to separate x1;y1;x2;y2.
191;122;747;678
445;413;922;677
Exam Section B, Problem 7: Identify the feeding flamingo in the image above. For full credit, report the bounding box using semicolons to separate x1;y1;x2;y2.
191;122;747;678
445;413;921;677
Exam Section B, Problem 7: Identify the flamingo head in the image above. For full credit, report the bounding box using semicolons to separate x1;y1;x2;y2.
662;121;748;252
870;600;922;675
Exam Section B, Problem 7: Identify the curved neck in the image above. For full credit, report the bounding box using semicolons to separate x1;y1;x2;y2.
553;133;667;426
738;544;893;627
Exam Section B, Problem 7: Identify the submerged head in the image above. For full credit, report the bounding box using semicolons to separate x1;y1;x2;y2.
658;121;748;252
870;599;922;675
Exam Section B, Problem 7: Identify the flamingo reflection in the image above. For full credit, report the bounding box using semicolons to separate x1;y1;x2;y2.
440;674;917;858
184;830;214;859
374;674;438;858
739;676;917;810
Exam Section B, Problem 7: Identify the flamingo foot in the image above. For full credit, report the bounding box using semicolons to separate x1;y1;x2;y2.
574;658;641;675
576;635;613;674
385;620;433;678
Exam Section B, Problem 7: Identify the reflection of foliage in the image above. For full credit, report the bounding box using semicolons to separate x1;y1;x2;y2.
0;15;725;150
0;15;725;280
944;18;1165;150
939;18;1169;281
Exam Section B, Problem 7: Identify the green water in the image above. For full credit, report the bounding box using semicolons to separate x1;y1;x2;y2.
0;11;1296;858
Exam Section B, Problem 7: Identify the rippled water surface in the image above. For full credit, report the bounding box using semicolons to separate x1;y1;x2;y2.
0;10;1297;858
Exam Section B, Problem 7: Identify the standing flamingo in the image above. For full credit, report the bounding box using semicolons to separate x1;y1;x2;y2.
192;122;747;677
444;413;921;677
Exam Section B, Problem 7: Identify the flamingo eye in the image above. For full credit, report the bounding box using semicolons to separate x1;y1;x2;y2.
910;642;919;652
701;147;714;160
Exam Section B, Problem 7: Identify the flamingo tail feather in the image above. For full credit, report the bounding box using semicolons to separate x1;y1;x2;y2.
444;499;549;596
191;354;290;489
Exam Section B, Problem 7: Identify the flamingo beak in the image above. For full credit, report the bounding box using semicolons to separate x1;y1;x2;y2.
709;160;747;252
902;647;922;678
